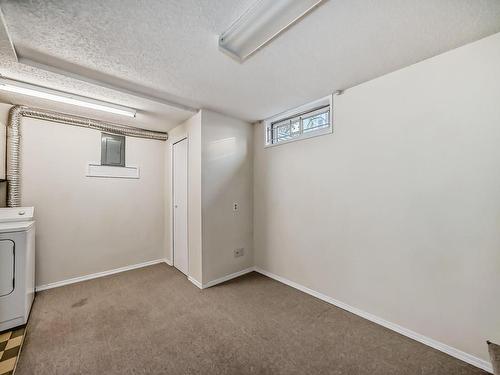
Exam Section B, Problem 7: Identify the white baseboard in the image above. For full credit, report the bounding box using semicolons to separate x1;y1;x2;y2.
188;276;203;289
203;267;254;289
164;258;173;266
36;258;169;292
253;267;492;373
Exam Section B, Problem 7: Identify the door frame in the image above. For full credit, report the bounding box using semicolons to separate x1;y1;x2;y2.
169;136;189;276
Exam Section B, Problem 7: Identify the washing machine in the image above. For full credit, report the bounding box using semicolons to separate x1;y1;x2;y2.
0;207;35;332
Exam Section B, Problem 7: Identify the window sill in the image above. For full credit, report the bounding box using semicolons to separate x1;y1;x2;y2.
264;126;333;148
86;163;140;179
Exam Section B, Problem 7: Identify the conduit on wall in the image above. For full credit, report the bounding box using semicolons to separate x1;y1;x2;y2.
6;105;168;207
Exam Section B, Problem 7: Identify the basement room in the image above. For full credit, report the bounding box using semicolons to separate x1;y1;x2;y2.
0;1;499;374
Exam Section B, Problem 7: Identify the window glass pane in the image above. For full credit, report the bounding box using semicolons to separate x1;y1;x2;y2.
268;103;331;145
302;110;329;133
272;120;295;143
277;124;290;139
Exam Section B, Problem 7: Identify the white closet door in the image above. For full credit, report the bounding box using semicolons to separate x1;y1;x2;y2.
173;138;188;275
0;240;14;297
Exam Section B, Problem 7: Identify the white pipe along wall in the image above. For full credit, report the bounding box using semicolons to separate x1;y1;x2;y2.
253;32;500;370
0;103;167;287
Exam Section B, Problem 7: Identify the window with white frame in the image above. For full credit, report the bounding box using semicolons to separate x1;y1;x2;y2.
265;95;332;146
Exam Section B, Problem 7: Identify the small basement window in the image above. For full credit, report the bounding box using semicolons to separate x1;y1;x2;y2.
265;95;332;146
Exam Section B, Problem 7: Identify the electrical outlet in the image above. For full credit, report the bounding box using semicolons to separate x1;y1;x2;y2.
233;202;239;212
234;248;244;258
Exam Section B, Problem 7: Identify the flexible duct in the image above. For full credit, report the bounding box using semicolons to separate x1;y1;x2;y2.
6;105;168;207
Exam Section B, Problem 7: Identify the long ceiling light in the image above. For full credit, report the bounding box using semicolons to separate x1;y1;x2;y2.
0;77;137;117
218;0;324;61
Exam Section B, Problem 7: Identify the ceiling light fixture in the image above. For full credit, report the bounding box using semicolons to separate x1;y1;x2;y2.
218;0;324;61
0;77;137;117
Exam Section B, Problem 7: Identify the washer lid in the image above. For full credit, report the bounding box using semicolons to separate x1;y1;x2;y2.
0;207;34;222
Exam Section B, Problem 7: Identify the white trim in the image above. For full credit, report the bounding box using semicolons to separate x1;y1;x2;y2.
265;126;333;148
188;276;203;289
253;267;493;373
35;258;168;292
264;94;333;148
188;267;254;290
86;163;140;179
203;267;254;288
164;258;173;266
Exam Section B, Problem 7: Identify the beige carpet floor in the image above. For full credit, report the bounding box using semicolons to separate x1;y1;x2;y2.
16;264;486;375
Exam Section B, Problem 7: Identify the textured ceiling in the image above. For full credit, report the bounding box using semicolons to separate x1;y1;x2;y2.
1;0;500;130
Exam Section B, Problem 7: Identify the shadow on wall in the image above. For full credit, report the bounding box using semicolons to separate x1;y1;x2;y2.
206;137;239;162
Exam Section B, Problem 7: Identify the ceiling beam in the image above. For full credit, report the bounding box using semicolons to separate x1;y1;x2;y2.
18;55;198;113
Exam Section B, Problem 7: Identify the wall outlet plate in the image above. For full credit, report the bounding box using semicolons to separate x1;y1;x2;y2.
233;202;239;212
234;248;244;257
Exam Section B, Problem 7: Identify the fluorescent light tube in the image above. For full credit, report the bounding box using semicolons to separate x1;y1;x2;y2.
0;77;136;117
219;0;324;61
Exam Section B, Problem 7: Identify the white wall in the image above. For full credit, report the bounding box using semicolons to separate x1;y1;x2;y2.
201;110;253;284
166;111;203;283
0;104;9;207
0;103;252;288
166;110;253;285
254;32;500;364
0;107;167;286
0;104;7;179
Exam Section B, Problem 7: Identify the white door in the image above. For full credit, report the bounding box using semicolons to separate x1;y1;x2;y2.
173;138;188;275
